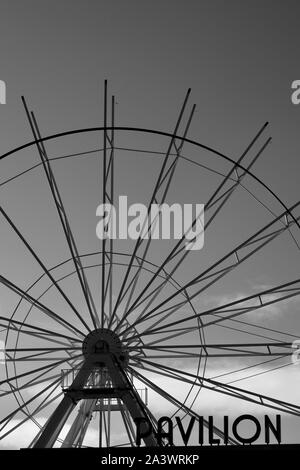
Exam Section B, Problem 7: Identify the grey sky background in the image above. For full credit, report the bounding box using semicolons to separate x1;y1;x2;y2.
0;0;300;448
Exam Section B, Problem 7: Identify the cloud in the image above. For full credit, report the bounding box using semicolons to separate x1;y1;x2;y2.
1;361;300;448
0;417;47;449
133;361;300;417
0;414;99;449
200;288;300;321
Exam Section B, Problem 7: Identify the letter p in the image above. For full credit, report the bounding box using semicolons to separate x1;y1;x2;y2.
135;417;153;446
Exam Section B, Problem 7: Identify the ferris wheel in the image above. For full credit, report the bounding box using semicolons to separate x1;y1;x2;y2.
0;81;299;448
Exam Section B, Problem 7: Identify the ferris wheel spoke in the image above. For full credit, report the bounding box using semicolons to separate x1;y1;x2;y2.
101;84;115;328
4;328;76;351
0;316;80;344
123;402;139;445
209;356;287;382
0;364;67;399
22;97;98;331
127;299;300;348
8;350;82;401
212;314;300;340
128;365;238;445
134;205;300;332
4;347;79;353
126;317;281;349
6;356;81;362
4;349;76;362
123;202;300;334
129;173;272;335
115;124;270;331
115;257;193;337
126;325;199;348
4;348;81;363
128;341;292;359
0;205;92;335
0;371;62;429
116;105;196;323
130;360;205;395
117;261;203;345
108;89;192;329
4;357;83;431
131;357;252;393
0;354;82;389
126;279;300;340
138;358;300;417
3;371;62;427
137;352;288;359
202;288;300;331
126;277;300;339
119;269;204;350
122;289;199;340
131;357;289;424
193;284;300;334
7;354;82;401
103;406;111;448
102;407;109;447
128;325;199;346
5;330;78;349
135;319;292;350
0;274;85;338
0;387;62;443
132;352;287;360
4;347;81;353
0;375;62;438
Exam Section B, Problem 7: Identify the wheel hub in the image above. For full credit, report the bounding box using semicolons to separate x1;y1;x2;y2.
82;328;129;366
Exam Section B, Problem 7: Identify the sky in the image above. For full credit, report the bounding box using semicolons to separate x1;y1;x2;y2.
0;0;300;449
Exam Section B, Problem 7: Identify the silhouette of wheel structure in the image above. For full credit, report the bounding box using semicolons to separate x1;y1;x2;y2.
0;83;299;448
